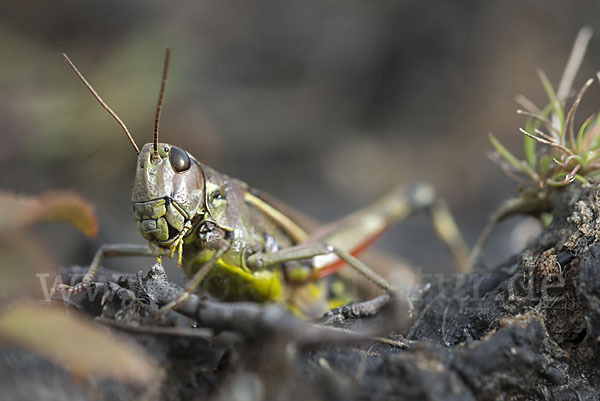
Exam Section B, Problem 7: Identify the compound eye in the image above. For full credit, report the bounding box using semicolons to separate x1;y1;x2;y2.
169;146;191;172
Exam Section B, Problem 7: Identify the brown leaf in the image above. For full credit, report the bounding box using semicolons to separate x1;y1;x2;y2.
0;301;160;384
0;191;98;238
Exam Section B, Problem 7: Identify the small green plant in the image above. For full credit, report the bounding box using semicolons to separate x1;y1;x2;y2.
490;27;600;188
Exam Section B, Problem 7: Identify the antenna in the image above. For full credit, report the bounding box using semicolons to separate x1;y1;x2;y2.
153;46;171;157
62;53;140;154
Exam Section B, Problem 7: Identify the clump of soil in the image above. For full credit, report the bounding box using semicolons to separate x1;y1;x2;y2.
3;183;600;401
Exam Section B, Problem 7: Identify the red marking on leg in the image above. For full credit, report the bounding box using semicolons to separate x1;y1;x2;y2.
309;231;384;280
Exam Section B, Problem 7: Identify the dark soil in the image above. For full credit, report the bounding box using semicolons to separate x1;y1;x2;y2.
3;183;600;401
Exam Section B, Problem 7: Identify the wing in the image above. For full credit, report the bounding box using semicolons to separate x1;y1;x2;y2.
244;189;312;244
245;186;417;282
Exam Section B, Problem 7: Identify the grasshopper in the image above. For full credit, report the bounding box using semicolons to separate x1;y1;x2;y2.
57;48;470;318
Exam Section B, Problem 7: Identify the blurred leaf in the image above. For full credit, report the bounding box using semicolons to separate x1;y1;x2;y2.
537;69;565;138
0;191;98;238
0;301;160;384
488;133;529;176
576;115;594;156
540;212;553;227
539;155;554;176
0;191;97;295
586;113;600;149
521;103;553;169
523;120;537;169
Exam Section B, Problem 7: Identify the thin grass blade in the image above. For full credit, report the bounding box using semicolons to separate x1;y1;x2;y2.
538;69;565;141
577;115;594;156
489;133;525;171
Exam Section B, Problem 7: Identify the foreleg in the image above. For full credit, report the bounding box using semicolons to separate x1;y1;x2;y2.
54;244;154;296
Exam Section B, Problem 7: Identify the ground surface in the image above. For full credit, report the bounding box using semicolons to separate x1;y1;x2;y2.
3;183;600;401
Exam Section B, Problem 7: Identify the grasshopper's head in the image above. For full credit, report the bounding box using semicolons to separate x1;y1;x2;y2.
131;142;205;247
64;47;205;250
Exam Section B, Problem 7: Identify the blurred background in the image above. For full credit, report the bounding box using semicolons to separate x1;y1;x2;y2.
2;0;600;281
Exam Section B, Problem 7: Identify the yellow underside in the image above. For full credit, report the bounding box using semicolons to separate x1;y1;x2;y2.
184;251;353;319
